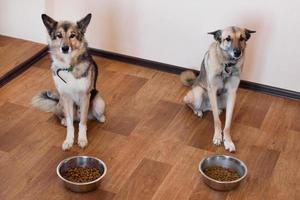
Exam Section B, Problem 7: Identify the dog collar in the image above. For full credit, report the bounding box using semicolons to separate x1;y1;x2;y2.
224;62;236;74
56;65;74;83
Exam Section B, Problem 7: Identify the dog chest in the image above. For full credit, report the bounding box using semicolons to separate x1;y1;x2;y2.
53;71;91;103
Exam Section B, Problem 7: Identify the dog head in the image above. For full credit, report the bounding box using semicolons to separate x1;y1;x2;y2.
41;13;91;55
208;27;255;60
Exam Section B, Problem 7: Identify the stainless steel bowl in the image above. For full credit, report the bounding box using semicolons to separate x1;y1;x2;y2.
56;156;107;193
199;155;247;191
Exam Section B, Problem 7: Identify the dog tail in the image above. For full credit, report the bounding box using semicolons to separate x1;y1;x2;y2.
180;70;197;87
31;91;59;113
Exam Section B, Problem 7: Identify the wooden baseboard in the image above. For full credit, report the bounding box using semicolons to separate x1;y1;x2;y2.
89;48;188;74
239;80;300;100
0;46;48;87
90;47;300;100
1;45;298;100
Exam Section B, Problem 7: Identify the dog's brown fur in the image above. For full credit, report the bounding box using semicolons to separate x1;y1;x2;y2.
181;26;255;152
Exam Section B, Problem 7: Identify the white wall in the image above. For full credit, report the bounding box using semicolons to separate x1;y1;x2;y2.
1;0;300;92
0;0;46;43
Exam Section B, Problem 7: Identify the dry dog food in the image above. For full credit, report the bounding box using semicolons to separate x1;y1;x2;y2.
62;167;101;183
203;166;240;181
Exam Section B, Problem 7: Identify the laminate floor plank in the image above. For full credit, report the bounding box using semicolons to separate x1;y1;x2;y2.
0;35;46;77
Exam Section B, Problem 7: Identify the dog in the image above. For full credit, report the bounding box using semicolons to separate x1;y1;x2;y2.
180;26;255;152
32;13;106;150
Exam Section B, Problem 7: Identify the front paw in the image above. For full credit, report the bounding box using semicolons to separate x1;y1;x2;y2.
62;139;73;151
193;110;203;118
78;138;88;148
224;139;236;152
213;130;223;146
99;115;106;123
78;123;88;148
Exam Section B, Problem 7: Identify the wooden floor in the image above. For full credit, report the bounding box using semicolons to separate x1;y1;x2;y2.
0;35;45;78
0;54;300;200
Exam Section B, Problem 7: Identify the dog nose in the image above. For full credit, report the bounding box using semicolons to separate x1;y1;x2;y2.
61;46;69;53
233;49;241;57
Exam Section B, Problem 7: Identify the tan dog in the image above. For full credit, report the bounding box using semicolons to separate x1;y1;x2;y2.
181;26;255;152
32;14;105;150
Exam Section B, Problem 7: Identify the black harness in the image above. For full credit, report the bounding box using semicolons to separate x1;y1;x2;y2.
223;62;236;75
55;65;98;101
56;65;74;84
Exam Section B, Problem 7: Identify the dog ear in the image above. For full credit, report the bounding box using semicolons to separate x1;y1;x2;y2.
41;14;57;36
245;29;256;41
208;30;222;42
77;13;92;34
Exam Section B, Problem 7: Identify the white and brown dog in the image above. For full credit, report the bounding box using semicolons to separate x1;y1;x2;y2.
32;14;105;150
181;26;255;152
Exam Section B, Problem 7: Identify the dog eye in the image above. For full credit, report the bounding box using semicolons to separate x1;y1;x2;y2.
225;37;231;42
56;33;62;38
70;33;76;39
240;37;245;41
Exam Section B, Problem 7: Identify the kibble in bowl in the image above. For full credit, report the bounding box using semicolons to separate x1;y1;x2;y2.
203;166;241;182
57;156;107;192
62;167;102;183
199;155;247;191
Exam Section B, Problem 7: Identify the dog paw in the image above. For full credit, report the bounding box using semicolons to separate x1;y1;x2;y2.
61;118;67;127
224;140;236;152
218;109;223;115
183;95;191;104
99;115;106;123
193;110;203;118
62;139;73;151
213;132;223;146
78;138;88;148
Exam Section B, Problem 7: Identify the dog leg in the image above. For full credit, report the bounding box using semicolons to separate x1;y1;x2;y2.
208;87;223;146
184;86;204;118
78;93;90;148
53;100;67;127
61;95;74;150
89;93;106;122
223;89;237;152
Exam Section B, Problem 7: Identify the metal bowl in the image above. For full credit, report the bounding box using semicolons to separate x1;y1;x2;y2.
56;156;107;193
199;155;247;191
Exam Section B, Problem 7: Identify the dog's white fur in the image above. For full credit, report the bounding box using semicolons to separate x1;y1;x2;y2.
52;55;105;149
53;57;88;149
